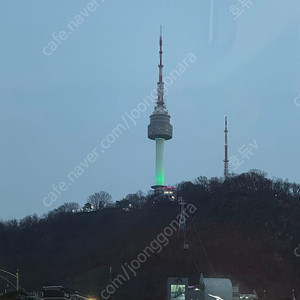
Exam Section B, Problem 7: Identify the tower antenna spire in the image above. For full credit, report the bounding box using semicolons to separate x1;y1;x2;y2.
157;26;164;107
224;115;229;178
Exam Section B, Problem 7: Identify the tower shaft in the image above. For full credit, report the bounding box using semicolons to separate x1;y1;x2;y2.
155;138;164;186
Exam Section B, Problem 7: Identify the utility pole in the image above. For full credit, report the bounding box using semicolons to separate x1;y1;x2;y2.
108;266;113;300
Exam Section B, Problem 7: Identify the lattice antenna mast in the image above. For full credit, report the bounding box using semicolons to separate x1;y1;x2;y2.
224;115;229;178
178;197;189;250
179;197;186;230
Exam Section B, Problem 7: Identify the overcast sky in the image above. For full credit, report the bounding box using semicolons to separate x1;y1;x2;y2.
0;0;299;220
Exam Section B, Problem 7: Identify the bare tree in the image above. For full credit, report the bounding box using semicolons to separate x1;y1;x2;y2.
62;202;80;213
87;191;112;210
19;214;39;229
46;202;80;217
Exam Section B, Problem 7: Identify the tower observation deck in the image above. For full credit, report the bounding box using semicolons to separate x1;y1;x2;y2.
148;28;173;190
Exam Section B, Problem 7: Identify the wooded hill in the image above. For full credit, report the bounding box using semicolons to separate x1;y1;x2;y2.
0;170;299;300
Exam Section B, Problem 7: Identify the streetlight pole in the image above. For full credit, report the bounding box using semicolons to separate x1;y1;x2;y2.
16;270;19;291
0;269;19;291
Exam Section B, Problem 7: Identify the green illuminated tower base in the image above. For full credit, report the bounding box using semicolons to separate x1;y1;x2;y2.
155;138;164;186
151;138;165;191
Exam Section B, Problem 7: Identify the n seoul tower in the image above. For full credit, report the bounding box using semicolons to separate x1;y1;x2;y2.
148;28;173;191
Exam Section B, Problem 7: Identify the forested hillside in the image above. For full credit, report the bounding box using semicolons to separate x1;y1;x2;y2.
0;170;299;300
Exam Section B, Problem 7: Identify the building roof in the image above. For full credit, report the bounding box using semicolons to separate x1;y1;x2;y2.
203;278;233;300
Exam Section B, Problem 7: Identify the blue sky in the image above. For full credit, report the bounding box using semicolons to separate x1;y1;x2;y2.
0;0;299;219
